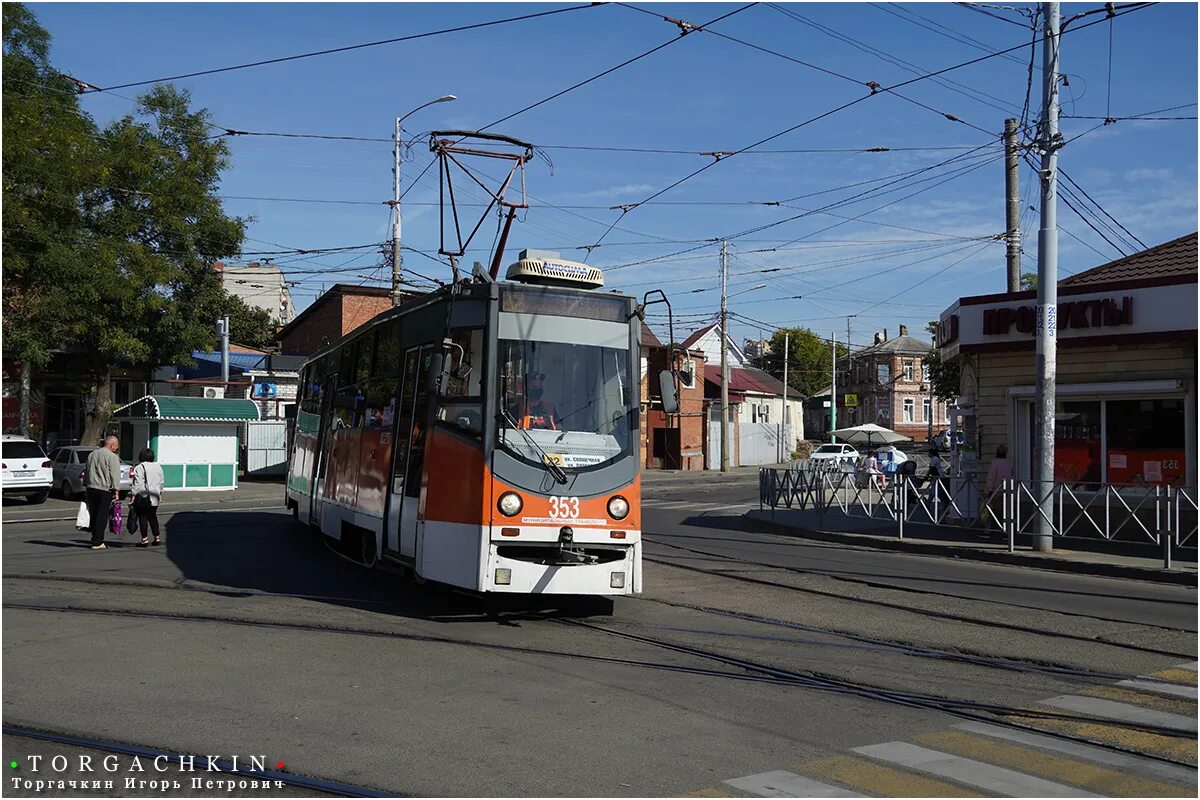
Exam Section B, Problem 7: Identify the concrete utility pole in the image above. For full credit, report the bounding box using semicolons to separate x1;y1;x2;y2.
781;332;789;463
829;332;837;443
391;95;457;307
720;239;730;472
1034;1;1061;552
1005;117;1023;292
217;316;230;384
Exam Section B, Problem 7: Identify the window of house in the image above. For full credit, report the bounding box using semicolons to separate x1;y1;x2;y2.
922;363;930;382
923;398;931;422
903;361;914;383
903;398;914;423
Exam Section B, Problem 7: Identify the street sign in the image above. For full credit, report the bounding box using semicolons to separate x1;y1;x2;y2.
844;393;858;407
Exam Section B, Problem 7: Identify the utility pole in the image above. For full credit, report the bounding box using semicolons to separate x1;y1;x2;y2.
845;316;853;420
1034;1;1061;552
1005;117;1022;292
719;240;730;472
217;316;230;384
391;117;405;307
781;332;789;463
829;332;837;443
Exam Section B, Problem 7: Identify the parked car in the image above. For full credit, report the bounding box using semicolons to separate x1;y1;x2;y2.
48;446;133;499
808;443;860;467
2;435;53;504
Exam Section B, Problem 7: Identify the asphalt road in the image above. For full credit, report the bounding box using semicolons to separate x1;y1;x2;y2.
3;473;1196;797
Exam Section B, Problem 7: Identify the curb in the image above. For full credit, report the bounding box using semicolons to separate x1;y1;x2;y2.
744;510;1198;587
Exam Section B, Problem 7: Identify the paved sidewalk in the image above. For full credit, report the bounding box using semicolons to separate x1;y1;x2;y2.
745;507;1198;586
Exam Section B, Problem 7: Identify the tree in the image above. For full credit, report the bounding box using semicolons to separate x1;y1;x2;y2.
763;327;848;398
1021;272;1037;291
2;3;104;435
4;4;268;443
924;321;959;401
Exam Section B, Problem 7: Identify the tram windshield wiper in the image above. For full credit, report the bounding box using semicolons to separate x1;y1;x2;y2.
497;409;569;484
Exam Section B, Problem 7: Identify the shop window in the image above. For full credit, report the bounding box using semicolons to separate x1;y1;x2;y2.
1053;401;1101;484
903;398;914;423
1106;399;1186;485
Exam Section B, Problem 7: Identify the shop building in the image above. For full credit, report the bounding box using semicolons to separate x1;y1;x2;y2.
938;232;1197;486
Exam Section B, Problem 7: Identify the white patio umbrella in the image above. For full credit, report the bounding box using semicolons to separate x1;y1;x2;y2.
831;422;912;448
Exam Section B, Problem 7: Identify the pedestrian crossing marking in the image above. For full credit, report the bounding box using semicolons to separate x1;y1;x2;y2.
1116;678;1199;700
1003;712;1198;764
1091;682;1200;708
801;754;986;797
1150;667;1199;686
1039;694;1197;734
724;770;864;797
676;788;734;797
916;729;1194;797
954;721;1198;786
852;741;1100;797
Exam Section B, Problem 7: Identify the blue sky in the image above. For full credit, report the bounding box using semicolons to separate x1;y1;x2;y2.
32;2;1198;351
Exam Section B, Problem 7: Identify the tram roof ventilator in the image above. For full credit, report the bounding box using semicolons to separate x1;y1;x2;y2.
506;249;605;290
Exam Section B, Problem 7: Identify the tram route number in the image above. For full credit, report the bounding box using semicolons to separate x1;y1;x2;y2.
548;496;580;519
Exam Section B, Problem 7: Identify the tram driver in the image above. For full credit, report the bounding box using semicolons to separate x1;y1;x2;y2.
511;372;559;431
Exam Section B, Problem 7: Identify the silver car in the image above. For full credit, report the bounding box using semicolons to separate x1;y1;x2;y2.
48;446;133;499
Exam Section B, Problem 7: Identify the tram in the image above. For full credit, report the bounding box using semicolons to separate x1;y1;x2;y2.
286;251;678;596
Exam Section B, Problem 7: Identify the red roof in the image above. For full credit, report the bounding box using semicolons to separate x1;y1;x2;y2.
640;323;664;349
1061;232;1197;286
703;365;788;397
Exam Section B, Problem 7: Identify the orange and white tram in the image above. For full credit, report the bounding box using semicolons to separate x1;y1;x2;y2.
286;252;677;596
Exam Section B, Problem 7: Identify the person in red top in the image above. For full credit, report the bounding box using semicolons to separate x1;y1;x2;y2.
515;373;558;430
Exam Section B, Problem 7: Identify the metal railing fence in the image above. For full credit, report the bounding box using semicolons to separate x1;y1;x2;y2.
759;466;1197;569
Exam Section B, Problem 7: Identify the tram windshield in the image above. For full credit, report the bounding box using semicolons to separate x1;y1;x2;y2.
496;339;633;471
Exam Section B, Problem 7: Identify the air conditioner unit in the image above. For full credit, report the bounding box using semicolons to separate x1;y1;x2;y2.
203;386;225;399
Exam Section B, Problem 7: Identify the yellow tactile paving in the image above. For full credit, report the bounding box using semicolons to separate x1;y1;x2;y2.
917;730;1195;797
1004;713;1198;765
1150;668;1199;686
803;754;985;797
1084;684;1200;715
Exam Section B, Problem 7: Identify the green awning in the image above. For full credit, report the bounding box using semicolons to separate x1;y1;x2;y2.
113;395;260;422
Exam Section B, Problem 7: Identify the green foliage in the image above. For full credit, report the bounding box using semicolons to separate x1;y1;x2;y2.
765;327;848;398
1021;272;1038;291
923;319;960;401
4;3;280;435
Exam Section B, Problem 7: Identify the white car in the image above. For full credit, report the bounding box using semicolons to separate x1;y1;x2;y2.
808;443;860;467
2;435;53;504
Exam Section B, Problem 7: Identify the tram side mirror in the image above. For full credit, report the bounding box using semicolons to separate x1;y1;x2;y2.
658;370;679;415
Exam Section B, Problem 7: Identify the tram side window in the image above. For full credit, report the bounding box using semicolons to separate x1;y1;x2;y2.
436;328;484;438
391;349;421;496
331;340;361;430
352;331;377;428
366;322;402;428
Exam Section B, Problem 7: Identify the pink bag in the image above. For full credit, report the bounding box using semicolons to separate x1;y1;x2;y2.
108;499;123;535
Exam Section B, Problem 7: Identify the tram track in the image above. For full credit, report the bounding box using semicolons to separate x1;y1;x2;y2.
642;542;1196;659
2;724;384;797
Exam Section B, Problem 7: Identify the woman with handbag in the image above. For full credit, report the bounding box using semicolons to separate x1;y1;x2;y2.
131;448;165;546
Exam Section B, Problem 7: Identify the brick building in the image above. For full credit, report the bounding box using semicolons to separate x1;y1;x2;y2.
641;325;707;470
842;325;946;442
277;285;422;356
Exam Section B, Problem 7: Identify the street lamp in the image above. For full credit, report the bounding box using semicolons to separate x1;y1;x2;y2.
392;95;457;305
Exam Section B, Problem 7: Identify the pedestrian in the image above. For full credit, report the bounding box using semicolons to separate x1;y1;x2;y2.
982;444;1014;530
926;447;945;501
84;436;122;550
130;447;165;547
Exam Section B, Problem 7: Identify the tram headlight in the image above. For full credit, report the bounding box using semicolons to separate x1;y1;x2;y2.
497;491;523;517
607;495;630;520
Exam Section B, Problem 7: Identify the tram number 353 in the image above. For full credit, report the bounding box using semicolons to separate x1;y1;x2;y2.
549;497;580;519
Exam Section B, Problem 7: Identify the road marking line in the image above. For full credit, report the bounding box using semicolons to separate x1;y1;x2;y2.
1041;694;1198;734
917;729;1193;797
1005;712;1198;765
852;741;1100;797
1176;661;1198;672
723;770;863;797
802;754;985;797
955;722;1199;786
1115;679;1199;700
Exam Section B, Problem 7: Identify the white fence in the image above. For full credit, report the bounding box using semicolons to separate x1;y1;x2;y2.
246;420;288;476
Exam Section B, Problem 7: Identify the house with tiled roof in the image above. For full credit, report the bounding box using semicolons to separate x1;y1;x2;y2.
841;324;947;443
937;232;1197;486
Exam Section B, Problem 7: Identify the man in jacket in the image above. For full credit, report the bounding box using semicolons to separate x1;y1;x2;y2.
85;436;121;550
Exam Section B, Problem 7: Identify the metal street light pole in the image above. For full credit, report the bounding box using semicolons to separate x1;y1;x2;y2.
392;95;457;306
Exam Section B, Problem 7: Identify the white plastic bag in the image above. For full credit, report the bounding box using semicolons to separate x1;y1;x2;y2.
76;501;90;530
